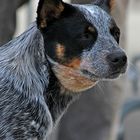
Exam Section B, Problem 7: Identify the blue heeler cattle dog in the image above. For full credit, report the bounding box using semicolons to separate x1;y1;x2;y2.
0;0;127;139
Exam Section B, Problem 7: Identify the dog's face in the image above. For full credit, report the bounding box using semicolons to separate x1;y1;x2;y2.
37;0;127;92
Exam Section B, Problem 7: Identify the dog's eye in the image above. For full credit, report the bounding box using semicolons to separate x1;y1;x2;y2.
83;32;93;40
82;26;97;41
110;27;120;43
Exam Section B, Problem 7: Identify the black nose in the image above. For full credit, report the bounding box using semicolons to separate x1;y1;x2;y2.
106;51;127;68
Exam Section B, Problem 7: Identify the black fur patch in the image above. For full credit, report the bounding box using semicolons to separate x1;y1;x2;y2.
41;3;98;64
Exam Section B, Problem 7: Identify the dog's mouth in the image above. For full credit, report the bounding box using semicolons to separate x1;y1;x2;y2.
81;70;100;81
81;69;125;81
105;71;122;79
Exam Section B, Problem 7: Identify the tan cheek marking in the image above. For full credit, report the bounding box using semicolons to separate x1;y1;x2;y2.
56;44;65;59
52;64;97;93
65;58;81;69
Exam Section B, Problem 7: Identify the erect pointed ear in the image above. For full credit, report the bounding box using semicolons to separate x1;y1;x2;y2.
93;0;115;13
37;0;64;29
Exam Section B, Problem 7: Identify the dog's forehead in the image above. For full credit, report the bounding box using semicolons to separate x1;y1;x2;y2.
76;5;112;32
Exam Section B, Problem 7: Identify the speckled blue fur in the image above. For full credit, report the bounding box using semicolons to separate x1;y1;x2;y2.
0;2;126;140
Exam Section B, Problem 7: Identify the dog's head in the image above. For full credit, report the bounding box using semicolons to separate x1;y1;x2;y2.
37;0;127;92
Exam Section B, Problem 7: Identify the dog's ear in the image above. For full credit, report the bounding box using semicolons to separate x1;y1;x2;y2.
93;0;115;13
37;0;64;28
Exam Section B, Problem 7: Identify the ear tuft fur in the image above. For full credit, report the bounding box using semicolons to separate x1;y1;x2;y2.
37;0;64;29
93;0;115;13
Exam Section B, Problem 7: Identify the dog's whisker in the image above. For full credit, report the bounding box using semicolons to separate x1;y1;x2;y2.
97;83;105;95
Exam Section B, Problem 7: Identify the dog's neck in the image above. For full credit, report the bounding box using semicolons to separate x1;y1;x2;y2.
43;67;76;123
43;57;96;124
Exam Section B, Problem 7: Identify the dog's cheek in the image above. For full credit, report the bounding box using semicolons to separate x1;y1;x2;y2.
54;44;82;69
80;54;94;72
52;64;97;93
64;58;81;69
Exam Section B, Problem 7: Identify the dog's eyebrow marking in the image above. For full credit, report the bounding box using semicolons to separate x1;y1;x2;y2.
64;58;81;69
55;44;65;59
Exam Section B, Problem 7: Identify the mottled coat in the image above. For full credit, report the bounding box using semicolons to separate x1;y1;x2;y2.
0;0;127;139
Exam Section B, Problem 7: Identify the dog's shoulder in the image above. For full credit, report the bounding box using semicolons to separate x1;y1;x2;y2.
0;23;53;139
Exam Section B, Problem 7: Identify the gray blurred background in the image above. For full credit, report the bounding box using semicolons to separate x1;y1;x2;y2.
0;0;140;140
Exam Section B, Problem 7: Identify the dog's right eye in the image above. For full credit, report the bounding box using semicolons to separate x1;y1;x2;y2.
82;26;98;41
83;32;93;40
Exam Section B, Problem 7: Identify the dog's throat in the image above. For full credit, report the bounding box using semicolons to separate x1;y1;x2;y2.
51;64;97;93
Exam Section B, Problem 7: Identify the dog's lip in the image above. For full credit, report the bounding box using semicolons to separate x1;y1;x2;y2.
105;69;126;79
110;70;121;75
81;69;125;80
109;68;127;76
107;71;121;79
81;69;99;81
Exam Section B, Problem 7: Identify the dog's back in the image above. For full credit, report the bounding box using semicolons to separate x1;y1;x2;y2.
0;23;75;139
0;23;53;139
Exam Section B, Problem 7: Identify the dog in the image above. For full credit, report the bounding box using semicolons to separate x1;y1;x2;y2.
0;0;127;139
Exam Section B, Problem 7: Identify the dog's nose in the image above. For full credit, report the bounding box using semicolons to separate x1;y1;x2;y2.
106;51;127;68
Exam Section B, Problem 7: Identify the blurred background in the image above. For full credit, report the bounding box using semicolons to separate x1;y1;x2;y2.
0;0;140;140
